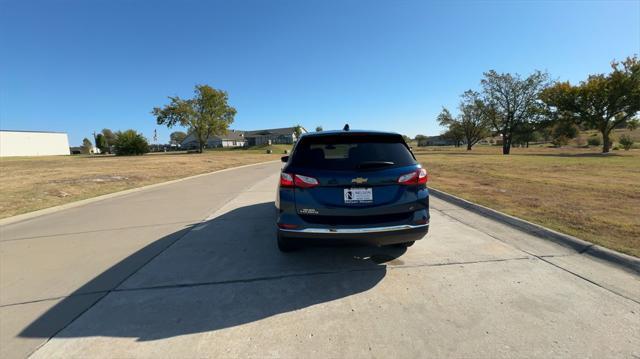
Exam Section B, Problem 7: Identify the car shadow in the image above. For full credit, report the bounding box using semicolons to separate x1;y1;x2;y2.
20;202;406;342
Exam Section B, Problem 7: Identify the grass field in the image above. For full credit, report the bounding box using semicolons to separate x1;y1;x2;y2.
0;149;284;219
2;139;638;257
414;145;640;257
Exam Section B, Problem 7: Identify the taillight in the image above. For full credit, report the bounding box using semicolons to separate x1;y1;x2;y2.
418;168;428;184
280;173;319;188
294;174;319;188
280;172;294;187
398;168;428;185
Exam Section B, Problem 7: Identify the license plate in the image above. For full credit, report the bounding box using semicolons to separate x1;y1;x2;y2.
344;188;373;203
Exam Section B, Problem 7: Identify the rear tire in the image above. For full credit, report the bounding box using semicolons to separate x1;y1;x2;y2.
395;241;415;248
277;234;296;252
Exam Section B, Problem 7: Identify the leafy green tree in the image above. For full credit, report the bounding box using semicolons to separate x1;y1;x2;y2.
170;131;187;144
627;118;639;131
414;134;427;142
440;123;465;147
315;126;323;132
481;70;549;154
81;138;93;154
438;91;492;150
153;85;237;153
550;121;579;147
619;134;634;150
512;123;541;148
540;56;640;153
101;128;115;154
294;125;303;139
95;133;108;153
113;130;149;155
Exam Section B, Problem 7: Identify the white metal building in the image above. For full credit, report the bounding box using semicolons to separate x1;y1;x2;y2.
0;130;70;157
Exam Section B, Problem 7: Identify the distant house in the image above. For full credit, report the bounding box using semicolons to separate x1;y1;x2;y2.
245;127;306;146
181;130;248;149
181;126;306;149
417;135;457;147
0;130;70;157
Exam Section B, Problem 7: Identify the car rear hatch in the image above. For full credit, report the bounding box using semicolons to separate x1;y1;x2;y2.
285;133;426;224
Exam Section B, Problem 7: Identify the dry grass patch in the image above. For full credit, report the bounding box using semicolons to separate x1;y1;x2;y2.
0;150;283;219
415;146;640;257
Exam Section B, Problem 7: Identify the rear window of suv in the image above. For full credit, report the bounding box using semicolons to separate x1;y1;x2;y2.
290;134;416;171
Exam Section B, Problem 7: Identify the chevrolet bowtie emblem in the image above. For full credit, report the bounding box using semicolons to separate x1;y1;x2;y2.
351;177;368;184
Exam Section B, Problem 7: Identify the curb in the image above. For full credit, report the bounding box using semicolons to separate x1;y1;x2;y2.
429;187;640;275
0;160;280;227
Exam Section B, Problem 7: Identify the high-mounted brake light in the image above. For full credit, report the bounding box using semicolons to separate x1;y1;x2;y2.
280;172;319;188
398;168;428;185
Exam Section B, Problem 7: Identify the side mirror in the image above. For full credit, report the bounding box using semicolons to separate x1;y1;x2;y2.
281;155;289;163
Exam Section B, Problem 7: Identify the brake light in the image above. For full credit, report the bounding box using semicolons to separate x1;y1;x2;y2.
398;168;428;185
294;174;319;188
280;172;294;187
418;168;428;184
279;172;319;188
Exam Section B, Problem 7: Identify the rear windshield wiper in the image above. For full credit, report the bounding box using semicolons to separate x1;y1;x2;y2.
357;161;395;169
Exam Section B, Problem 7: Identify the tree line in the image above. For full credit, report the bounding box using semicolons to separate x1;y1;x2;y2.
435;55;639;154
81;128;150;156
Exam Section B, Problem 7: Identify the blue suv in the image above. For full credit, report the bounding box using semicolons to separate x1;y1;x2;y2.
276;129;429;251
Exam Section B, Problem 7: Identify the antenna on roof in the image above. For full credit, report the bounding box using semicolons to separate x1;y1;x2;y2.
343;123;350;131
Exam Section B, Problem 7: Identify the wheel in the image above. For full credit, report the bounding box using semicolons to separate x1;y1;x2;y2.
394;241;415;248
277;233;296;252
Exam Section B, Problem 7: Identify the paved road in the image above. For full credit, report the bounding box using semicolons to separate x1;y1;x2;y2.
1;161;638;358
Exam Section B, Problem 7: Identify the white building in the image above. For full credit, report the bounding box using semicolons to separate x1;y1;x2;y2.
0;130;70;157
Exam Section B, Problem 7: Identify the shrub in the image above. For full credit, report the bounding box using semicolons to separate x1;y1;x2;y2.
551;122;578;147
587;137;601;147
81;138;93;154
619;134;634;151
552;136;570;147
113;130;149;156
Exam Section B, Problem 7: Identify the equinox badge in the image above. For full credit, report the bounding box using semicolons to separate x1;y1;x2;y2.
351;177;368;184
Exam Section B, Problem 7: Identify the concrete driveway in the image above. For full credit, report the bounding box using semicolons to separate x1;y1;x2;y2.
1;161;638;358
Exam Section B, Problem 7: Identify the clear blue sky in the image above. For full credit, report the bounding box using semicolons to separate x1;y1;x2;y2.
1;0;638;146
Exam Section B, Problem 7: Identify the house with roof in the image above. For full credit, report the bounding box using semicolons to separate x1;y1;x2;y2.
181;129;248;149
416;135;457;147
180;126;306;149
244;126;306;146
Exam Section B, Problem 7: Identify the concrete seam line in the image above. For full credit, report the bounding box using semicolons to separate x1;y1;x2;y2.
114;256;534;294
435;207;640;305
429;187;640;275
26;210;205;358
0;160;280;227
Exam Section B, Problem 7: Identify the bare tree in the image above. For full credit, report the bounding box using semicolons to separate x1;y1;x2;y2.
481;70;549;154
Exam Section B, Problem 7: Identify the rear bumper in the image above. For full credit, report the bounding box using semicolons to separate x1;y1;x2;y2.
278;222;429;246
